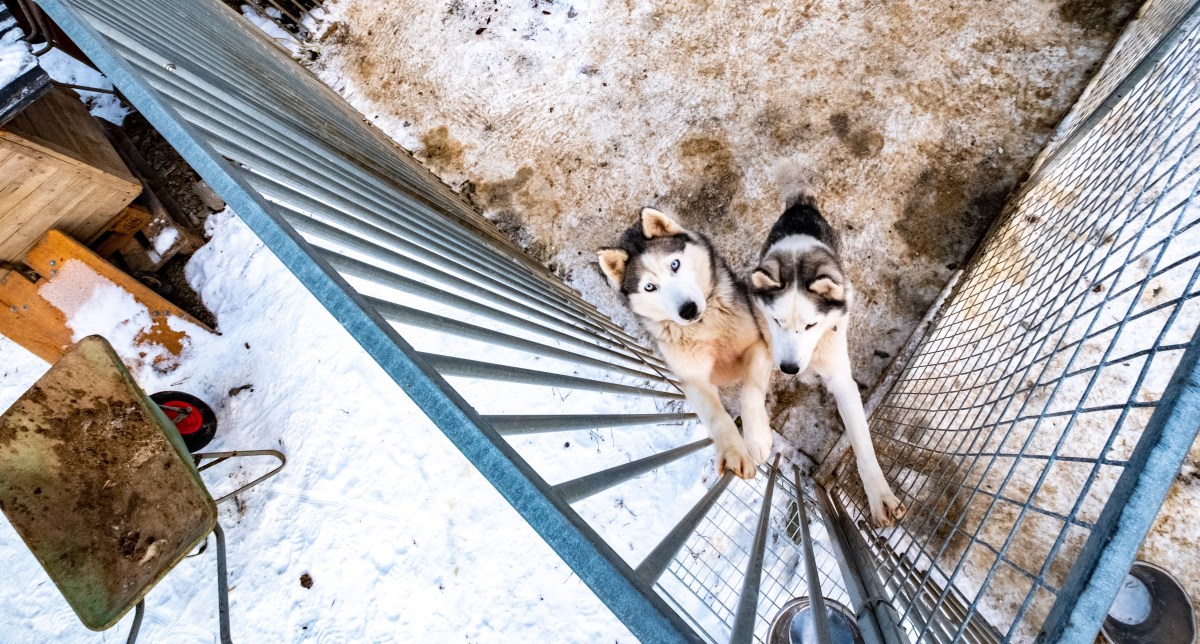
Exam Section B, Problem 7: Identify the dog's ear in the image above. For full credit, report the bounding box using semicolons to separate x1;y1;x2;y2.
641;207;685;238
750;260;782;291
597;248;629;290
808;275;845;302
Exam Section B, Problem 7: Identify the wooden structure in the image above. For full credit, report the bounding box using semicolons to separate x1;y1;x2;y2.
0;86;141;263
0;230;210;365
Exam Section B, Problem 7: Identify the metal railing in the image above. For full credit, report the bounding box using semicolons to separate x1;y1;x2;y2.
831;1;1200;641
30;0;1200;641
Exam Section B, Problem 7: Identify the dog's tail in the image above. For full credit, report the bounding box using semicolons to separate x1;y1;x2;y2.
770;158;818;209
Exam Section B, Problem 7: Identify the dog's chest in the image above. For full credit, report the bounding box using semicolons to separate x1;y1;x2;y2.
708;344;747;386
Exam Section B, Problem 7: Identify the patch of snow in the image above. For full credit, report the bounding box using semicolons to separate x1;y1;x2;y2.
240;5;309;60
37;48;128;124
151;226;180;258
0;14;37;90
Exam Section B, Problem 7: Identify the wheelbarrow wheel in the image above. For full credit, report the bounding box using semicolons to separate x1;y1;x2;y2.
150;391;217;453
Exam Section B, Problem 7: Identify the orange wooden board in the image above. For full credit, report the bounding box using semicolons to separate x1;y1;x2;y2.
0;230;213;367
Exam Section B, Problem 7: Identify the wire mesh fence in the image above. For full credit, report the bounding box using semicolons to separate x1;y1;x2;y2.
832;4;1200;641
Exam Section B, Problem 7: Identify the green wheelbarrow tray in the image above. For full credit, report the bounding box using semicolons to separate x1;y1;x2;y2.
0;335;217;630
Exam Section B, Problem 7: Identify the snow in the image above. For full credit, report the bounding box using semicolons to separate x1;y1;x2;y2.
36;48;128;124
0;14;36;90
1;209;682;641
149;227;180;261
238;5;324;60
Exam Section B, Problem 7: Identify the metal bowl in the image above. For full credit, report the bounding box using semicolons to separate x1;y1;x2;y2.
768;596;864;644
1102;560;1195;644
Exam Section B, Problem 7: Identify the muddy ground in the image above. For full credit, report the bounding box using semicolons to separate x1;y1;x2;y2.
309;0;1139;462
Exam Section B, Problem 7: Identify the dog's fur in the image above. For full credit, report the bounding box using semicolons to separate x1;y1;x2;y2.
598;208;774;479
749;195;906;527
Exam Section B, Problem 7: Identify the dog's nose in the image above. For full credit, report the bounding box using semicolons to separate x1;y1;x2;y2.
679;301;699;320
780;362;800;375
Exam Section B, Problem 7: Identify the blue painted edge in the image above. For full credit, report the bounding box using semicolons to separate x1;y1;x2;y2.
1041;326;1200;643
33;1;701;640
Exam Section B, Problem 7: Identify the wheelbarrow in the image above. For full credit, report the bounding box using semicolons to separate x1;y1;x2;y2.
0;335;284;642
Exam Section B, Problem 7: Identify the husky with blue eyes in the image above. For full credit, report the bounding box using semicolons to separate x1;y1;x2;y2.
598;208;774;479
749;194;906;527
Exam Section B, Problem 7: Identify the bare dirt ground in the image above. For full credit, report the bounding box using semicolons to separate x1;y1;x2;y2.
309;0;1138;462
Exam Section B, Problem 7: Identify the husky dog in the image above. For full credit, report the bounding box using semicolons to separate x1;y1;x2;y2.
598;208;774;479
748;195;906;527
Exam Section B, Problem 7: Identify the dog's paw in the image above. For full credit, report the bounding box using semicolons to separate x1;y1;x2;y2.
867;486;907;529
716;442;757;480
743;425;774;466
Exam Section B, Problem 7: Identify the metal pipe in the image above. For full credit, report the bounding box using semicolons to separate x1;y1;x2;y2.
368;296;673;384
213;522;232;644
730;454;782;644
282;208;630;350
636;472;734;583
124;599;144;644
349;271;661;378
484;413;694;435
421;352;685;400
316;248;651;369
194;450;287;506
813;484;888;644
553;439;713;504
794;467;833;644
827;490;907;644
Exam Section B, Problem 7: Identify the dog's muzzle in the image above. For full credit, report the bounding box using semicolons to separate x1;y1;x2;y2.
679;301;699;321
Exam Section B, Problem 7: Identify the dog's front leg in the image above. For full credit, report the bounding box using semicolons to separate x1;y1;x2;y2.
680;380;757;479
739;340;775;465
826;373;907;527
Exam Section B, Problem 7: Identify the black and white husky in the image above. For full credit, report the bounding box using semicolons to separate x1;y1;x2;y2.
598;208;774;479
749;196;907;527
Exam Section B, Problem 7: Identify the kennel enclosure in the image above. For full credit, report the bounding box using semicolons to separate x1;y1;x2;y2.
28;0;1200;641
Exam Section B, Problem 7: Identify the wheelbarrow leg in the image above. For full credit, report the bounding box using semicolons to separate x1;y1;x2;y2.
193;450;287;506
125;599;145;644
214;521;232;644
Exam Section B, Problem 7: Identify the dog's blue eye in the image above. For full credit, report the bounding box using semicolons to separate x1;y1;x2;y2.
670;259;680;272
645;283;657;292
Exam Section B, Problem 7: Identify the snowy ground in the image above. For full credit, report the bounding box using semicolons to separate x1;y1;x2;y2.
305;0;1141;459
0;209;690;641
0;11;37;90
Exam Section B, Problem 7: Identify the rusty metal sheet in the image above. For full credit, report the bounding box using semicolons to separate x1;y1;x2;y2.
0;335;216;630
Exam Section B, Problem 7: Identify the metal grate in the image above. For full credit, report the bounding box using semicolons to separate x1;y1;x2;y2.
832;5;1200;642
658;467;853;642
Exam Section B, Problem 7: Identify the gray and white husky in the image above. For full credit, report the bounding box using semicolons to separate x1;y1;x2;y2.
598;208;774;479
749;195;906;527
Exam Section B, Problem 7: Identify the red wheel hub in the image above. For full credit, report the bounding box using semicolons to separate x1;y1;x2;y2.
161;401;203;435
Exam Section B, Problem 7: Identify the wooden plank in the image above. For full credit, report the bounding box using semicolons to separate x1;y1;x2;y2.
0;164;78;262
100;204;152;237
0;269;72;363
0;132;141;263
2;88;136;183
14;230;214;365
2;171;100;262
0;131;141;195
